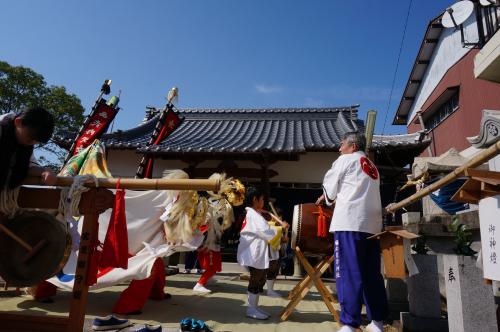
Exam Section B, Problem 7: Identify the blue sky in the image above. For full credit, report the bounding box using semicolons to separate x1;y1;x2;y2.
0;0;454;135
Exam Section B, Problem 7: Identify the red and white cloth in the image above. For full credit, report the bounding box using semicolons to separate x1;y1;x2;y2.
48;189;203;290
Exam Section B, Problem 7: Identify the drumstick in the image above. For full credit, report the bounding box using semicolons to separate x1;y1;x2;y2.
269;201;279;216
266;204;287;227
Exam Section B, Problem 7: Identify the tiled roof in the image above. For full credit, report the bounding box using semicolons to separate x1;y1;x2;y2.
57;107;430;165
103;107;366;154
372;131;428;148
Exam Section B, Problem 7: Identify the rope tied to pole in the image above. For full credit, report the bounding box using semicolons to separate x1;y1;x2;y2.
0;188;20;217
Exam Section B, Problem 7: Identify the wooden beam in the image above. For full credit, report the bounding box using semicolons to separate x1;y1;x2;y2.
386;140;500;213
459;189;482;204
23;176;220;191
18;187;62;209
465;168;500;185
0;313;68;332
481;182;500;194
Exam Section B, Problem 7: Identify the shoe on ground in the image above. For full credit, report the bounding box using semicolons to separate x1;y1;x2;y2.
196;269;203;274
338;325;356;332
366;320;384;332
192;319;212;332
256;307;271;317
182;269;192;274
193;283;211;294
180;317;193;332
246;306;269;320
92;315;131;331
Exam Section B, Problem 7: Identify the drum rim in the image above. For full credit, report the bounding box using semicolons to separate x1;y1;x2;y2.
291;204;301;251
0;211;72;287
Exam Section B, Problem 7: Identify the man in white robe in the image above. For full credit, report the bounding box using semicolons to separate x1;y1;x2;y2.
317;132;388;332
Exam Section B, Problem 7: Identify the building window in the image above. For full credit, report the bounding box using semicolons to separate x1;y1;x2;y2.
426;92;459;130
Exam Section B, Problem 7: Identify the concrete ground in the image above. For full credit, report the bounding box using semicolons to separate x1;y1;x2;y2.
0;268;399;332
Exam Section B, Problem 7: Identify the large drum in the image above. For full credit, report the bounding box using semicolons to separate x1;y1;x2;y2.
0;211;71;287
291;203;334;256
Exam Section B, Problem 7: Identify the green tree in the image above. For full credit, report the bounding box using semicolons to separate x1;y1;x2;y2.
0;60;85;169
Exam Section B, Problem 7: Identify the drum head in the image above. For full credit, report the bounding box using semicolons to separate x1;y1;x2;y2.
291;205;299;250
292;203;334;256
0;211;71;287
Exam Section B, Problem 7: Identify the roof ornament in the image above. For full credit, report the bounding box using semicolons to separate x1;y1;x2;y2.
167;86;179;105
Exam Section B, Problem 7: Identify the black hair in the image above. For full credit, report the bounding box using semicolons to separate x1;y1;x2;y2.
244;186;264;207
17;107;55;144
342;131;366;152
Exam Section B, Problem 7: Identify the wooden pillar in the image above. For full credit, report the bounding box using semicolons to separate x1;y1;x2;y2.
67;211;98;332
67;188;114;332
261;157;271;204
182;159;202;178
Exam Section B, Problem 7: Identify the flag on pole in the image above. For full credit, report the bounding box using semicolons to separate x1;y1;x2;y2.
142;108;182;178
72;101;119;155
64;80;119;163
136;87;182;179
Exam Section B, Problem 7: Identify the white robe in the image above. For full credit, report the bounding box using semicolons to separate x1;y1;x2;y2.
237;207;277;270
322;151;382;235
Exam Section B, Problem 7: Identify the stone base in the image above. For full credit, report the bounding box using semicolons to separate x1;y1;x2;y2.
400;312;448;332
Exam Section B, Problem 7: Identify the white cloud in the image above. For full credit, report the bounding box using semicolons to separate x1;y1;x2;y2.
304;97;324;107
255;84;284;94
325;85;402;102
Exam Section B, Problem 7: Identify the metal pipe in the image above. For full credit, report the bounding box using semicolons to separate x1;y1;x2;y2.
386;139;500;213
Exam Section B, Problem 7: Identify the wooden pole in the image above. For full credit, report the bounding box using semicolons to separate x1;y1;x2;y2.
386;140;500;213
23;176;220;192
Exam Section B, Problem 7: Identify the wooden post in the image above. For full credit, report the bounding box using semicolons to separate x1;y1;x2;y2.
261;157;270;203
67;212;98;332
67;188;114;332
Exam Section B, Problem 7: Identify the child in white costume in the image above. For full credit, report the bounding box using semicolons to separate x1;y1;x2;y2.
237;187;281;320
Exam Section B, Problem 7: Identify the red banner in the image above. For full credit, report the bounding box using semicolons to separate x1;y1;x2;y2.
143;108;182;178
73;102;118;155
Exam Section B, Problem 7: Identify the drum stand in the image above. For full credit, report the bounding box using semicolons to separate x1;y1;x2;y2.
0;186;114;332
280;246;340;323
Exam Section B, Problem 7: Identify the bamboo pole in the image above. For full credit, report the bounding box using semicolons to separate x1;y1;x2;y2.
386;140;500;213
23;176;220;192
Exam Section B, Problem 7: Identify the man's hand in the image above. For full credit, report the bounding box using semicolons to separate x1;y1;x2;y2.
281;221;289;229
41;169;57;186
315;194;325;206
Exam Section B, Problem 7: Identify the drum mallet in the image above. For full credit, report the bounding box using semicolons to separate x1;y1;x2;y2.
0;223;47;263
